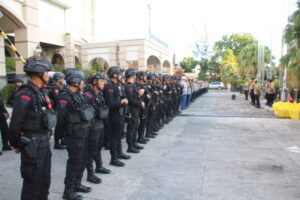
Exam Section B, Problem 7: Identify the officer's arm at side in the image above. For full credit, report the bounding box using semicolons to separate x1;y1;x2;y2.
8;92;31;148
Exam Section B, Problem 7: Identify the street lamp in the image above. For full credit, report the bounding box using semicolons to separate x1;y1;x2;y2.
147;4;151;37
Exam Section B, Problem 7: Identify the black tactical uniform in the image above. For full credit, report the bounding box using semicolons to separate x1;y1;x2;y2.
124;69;144;153
57;70;93;200
136;71;150;144
104;66;130;167
84;73;111;184
145;73;157;138
6;76;24;107
8;56;56;200
49;72;66;150
0;92;9;151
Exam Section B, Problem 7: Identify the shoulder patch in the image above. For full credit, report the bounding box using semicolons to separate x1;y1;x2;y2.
85;92;93;99
59;99;68;109
20;95;31;107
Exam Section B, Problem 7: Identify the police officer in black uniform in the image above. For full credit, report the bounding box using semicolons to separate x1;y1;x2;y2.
104;66;131;167
0;92;9;152
84;73;111;184
57;69;93;200
136;71;150;144
7;76;24;107
8;56;56;200
124;69;145;154
49;72;66;150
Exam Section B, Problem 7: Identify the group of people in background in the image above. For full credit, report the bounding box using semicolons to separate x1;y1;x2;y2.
242;78;276;108
0;55;207;200
179;76;206;110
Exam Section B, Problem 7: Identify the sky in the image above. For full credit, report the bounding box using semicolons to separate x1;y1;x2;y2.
92;0;298;63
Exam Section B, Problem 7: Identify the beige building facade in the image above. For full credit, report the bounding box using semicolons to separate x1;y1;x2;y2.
0;0;173;87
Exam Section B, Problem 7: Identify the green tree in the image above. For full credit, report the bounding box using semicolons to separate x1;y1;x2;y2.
214;33;255;59
281;0;300;89
180;57;199;73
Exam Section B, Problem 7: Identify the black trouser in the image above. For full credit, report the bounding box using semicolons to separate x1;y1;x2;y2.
250;89;255;105
21;135;51;200
173;96;178;114
126;116;139;149
54;124;63;146
244;90;248;100
64;126;89;188
95;128;105;168
0;115;8;148
146;108;155;135
103;119;111;149
255;94;260;108
109;113;124;160
138;115;147;140
87;124;104;174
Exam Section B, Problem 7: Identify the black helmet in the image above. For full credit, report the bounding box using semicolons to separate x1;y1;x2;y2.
107;66;122;78
125;68;136;79
14;76;24;83
136;71;145;79
53;72;65;81
146;72;154;80
91;72;106;82
24;56;52;74
65;69;84;84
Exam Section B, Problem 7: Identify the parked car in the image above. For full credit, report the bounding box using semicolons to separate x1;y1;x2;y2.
209;81;225;90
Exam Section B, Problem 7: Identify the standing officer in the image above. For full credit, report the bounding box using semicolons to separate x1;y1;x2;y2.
0;92;9;152
136;71;150;144
49;72;66;150
7;76;24;107
249;78;255;105
254;79;261;108
84;73;111;184
104;66;130;167
57;69;93;200
124;69;145;154
145;72;158;139
8;56;56;200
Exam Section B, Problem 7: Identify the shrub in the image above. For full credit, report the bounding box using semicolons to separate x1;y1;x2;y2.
2;84;15;102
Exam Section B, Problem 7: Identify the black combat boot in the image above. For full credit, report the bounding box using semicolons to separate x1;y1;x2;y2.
63;179;82;200
95;166;111;174
134;143;144;150
63;187;82;200
74;179;92;193
127;147;140;153
86;161;102;184
145;133;156;138
137;138;147;144
110;159;125;167
118;144;131;159
95;156;111;174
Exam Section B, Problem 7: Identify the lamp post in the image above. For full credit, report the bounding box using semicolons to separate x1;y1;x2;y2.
147;4;151;37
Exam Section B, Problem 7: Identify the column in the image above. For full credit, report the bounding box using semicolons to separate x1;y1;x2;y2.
0;37;7;88
14;0;40;74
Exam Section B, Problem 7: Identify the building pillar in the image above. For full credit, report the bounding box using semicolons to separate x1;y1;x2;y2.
64;34;75;68
0;37;7;88
14;0;40;74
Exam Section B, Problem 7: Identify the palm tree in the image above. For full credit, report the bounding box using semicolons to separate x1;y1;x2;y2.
281;0;300;89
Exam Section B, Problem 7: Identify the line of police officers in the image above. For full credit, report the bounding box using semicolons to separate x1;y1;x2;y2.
7;56;204;200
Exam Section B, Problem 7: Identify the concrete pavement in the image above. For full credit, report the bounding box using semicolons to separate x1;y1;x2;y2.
1;90;300;200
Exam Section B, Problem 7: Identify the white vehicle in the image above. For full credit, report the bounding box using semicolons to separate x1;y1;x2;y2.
209;81;225;90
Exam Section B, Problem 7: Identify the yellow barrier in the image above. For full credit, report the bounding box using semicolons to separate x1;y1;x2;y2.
272;101;300;120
